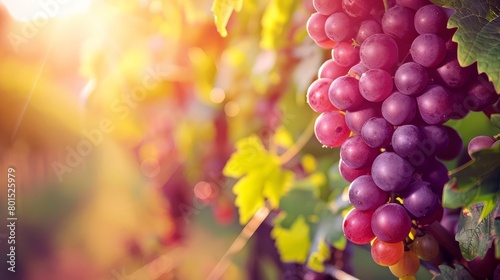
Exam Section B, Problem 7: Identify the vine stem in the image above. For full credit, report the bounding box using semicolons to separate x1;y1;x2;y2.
206;204;271;280
279;118;315;165
324;264;360;280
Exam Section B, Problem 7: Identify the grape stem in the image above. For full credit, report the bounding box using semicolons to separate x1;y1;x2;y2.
383;0;389;11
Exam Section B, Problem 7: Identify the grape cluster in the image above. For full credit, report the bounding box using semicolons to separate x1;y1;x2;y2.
305;0;499;278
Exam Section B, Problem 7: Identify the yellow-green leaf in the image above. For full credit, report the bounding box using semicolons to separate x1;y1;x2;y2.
260;0;298;49
223;135;272;178
263;167;294;208
211;0;243;37
271;215;311;263
307;239;330;272
233;172;266;224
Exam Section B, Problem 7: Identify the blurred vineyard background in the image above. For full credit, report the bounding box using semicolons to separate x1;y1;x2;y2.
0;0;498;280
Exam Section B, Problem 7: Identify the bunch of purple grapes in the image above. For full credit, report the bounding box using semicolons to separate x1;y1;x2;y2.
305;0;499;278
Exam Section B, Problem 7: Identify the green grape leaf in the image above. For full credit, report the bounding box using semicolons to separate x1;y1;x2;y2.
456;203;495;261
433;264;474;280
271;215;311;263
492;114;500;129
443;146;500;221
211;0;243;37
260;0;298;49
224;135;294;224
431;0;500;92
277;188;324;229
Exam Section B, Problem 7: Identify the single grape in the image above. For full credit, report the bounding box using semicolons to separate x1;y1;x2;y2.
340;135;379;169
361;117;394;148
372;152;414;192
420;124;449;154
339;158;371;183
392;125;424;158
360;34;399;70
333;41;360;68
325;12;355;42
417;85;454;124
418;203;444;226
329;76;364;110
349;175;388;211
307;78;337;112
371;203;412;243
436;126;463;160
382;5;417;43
345;101;381;134
464;75;499;112
307;13;330;44
468;135;495;157
342;208;375;244
313;0;342;15
394;62;429;96
359;69;393;102
371;238;405;266
414;4;448;35
314;111;351;147
432;52;471;88
382;91;417;125
356;19;382;45
389;251;420;278
410;33;446;68
318;59;349;80
401;180;438;218
411;232;440;261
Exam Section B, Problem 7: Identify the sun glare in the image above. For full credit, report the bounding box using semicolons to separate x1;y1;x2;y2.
1;0;93;22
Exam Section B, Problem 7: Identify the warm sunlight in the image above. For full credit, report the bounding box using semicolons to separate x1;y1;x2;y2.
1;0;92;21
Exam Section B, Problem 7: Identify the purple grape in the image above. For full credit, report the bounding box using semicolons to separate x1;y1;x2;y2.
468;136;495;157
392;124;424;157
313;0;342;15
436;126;463;161
307;78;336;112
345;101;381;134
420;157;449;197
414;4;448;34
394;62;429;96
333;41;360;68
342;0;378;19
401;180;438;218
382;5;417;43
420;124;449;154
329;76;364;110
339;159;371;183
371;203;412;243
356;19;382;45
348;175;388;211
372;152;414;192
361;117;394;148
417;85;454;124
411;33;447;68
465;75;499;112
318;59;349;80
307;13;330;43
360;34;399;70
432;52;471;88
382;92;417;125
340;135;379;169
314;111;351;147
359;69;394;102
325;12;355;42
